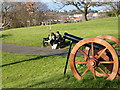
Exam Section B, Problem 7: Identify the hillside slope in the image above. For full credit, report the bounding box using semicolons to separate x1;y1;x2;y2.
2;17;118;46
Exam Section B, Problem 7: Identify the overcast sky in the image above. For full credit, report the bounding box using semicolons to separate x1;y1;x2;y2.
0;0;108;11
1;0;119;2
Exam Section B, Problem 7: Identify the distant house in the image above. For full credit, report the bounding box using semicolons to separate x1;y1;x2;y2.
69;17;81;22
40;10;107;25
93;13;99;17
73;14;83;18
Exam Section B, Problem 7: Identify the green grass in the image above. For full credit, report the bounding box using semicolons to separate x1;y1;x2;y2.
2;52;120;88
1;17;120;88
2;17;119;47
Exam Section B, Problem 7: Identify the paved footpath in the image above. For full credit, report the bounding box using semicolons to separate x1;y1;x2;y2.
1;43;68;56
2;43;120;56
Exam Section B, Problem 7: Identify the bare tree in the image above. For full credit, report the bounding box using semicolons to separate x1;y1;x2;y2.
33;2;49;25
105;2;120;17
2;2;14;29
52;0;104;21
2;2;49;29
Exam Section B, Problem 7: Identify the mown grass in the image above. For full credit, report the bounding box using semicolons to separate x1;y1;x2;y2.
2;17;119;47
2;52;120;88
1;17;120;88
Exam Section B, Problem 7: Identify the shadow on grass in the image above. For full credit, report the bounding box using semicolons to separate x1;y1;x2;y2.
26;73;120;88
2;62;119;88
26;74;71;88
0;55;49;67
101;79;120;88
0;34;11;38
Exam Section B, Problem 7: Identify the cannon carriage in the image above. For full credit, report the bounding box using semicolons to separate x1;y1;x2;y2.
63;33;120;80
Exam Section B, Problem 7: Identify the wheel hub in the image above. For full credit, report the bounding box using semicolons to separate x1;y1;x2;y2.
87;58;98;68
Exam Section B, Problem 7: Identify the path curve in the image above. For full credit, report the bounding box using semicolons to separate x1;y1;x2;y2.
1;43;68;56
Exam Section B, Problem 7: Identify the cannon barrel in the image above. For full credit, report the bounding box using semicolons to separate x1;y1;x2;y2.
63;32;83;43
63;32;105;49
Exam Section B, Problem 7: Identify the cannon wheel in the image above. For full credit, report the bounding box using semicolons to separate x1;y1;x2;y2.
96;35;120;79
84;35;120;79
96;35;120;48
70;38;119;80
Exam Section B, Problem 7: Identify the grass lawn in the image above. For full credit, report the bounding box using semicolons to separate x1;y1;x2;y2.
1;52;120;88
1;17;120;88
1;17;119;47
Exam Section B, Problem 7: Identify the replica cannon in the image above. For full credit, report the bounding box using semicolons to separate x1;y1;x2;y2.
63;33;120;80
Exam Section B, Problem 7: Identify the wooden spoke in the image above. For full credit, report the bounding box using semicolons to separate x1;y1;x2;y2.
91;42;94;58
96;48;107;59
79;49;89;59
93;68;96;79
90;68;96;79
84;47;90;60
75;62;87;64
97;67;109;77
99;61;114;64
113;44;117;48
81;68;89;77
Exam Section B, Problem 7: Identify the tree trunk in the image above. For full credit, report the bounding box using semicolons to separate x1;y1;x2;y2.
82;7;88;21
114;11;118;17
84;12;88;21
82;13;88;21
